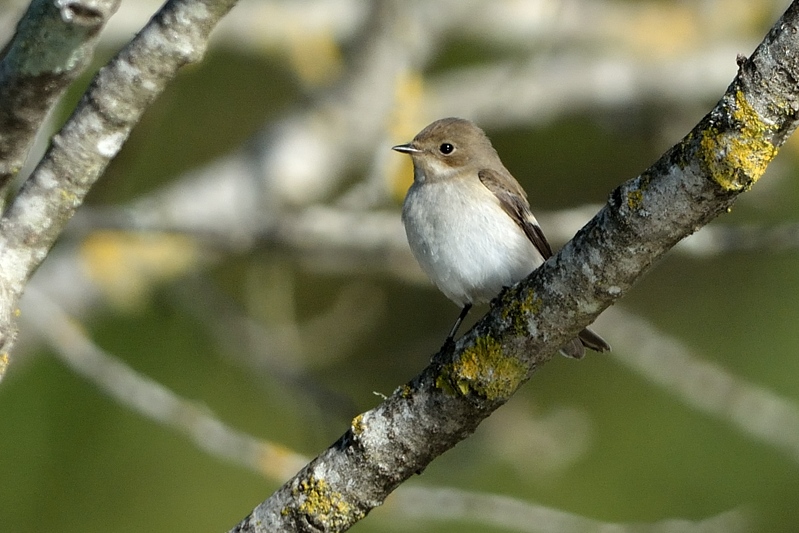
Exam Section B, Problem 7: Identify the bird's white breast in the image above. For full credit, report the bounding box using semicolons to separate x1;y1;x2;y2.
402;178;545;306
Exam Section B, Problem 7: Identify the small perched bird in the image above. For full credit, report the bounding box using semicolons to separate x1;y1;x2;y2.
393;117;610;358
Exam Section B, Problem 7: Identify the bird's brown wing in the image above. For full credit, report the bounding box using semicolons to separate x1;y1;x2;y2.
479;169;612;356
478;168;554;259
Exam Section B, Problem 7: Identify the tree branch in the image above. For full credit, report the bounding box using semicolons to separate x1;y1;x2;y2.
0;0;121;196
230;2;799;531
0;0;238;380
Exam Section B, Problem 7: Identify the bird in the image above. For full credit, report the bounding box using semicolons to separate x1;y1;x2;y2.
393;117;610;358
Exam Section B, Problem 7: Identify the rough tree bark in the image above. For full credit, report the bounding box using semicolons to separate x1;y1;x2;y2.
0;0;121;197
230;3;799;532
0;0;238;380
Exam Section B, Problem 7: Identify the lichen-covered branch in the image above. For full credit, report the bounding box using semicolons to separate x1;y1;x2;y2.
0;0;238;379
230;2;799;532
0;0;121;196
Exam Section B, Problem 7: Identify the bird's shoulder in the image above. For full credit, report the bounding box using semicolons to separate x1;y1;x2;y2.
477;166;527;200
477;167;554;259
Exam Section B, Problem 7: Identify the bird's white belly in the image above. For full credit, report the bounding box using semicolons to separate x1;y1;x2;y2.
402;179;544;306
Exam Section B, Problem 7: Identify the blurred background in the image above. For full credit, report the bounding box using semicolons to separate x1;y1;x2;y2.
1;0;799;531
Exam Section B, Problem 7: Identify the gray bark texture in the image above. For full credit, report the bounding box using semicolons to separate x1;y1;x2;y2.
0;0;121;195
0;0;239;377
230;2;799;532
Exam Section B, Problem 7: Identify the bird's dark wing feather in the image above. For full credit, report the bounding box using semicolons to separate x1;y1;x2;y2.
478;169;611;357
478;168;553;259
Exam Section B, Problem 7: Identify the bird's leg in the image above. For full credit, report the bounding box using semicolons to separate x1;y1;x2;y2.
443;303;472;349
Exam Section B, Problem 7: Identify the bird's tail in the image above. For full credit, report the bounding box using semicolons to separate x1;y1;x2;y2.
559;327;611;359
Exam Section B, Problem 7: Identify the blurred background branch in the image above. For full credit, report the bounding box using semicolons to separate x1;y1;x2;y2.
383;487;751;533
22;285;310;482
23;284;754;532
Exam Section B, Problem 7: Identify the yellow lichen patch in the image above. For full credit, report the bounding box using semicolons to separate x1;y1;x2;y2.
700;90;778;191
351;414;365;435
450;336;526;401
626;189;644;210
501;289;543;336
80;231;200;310
294;475;363;528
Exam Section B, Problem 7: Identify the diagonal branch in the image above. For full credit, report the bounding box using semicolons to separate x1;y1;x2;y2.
0;0;238;379
0;0;121;196
230;2;799;532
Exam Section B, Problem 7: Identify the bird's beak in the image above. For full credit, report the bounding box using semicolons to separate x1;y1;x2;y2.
392;143;422;154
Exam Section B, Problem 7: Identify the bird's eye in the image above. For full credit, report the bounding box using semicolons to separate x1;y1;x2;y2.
439;143;454;155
